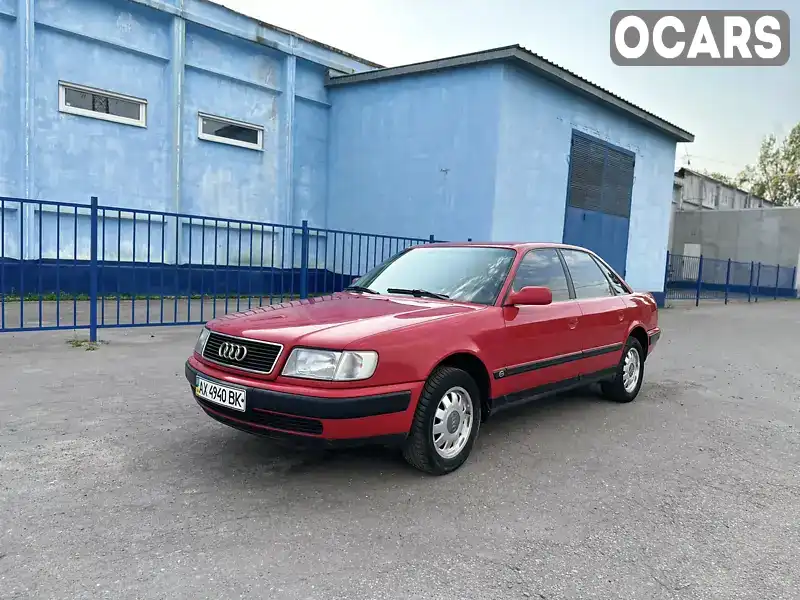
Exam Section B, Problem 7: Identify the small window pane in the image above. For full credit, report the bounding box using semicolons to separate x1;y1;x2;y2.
64;87;141;121
592;256;629;295
561;250;615;299
201;116;260;146
512;249;571;302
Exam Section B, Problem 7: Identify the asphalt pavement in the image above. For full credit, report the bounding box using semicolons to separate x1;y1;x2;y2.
1;300;798;599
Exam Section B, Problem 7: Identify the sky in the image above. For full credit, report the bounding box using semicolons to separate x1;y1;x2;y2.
212;0;798;177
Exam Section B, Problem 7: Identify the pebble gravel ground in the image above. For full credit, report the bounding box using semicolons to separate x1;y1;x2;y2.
1;300;798;599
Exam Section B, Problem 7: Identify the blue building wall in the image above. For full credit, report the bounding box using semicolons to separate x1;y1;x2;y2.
33;4;173;209
0;0;376;266
326;64;679;293
1;0;682;299
327;65;504;242
181;23;281;221
0;0;20;265
0;3;20;200
293;59;332;227
493;65;677;291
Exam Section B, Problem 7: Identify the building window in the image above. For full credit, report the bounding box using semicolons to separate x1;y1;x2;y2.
566;131;635;219
198;113;264;151
59;82;147;128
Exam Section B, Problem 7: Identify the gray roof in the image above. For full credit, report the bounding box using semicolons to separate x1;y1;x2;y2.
326;44;694;143
675;167;774;204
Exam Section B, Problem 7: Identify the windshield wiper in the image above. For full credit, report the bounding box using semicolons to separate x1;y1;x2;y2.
386;288;450;300
343;285;380;295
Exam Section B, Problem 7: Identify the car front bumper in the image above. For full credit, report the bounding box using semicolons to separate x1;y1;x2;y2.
185;356;423;448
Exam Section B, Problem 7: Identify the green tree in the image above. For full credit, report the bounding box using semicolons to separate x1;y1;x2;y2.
737;124;800;206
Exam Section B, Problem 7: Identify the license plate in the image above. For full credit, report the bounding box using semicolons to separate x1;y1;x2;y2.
195;377;246;412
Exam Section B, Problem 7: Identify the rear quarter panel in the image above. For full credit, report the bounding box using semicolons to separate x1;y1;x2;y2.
623;292;659;333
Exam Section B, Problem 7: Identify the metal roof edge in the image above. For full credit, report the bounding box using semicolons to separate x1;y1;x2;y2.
325;46;518;86
254;20;385;69
676;167;773;203
194;0;385;69
326;44;694;143
505;48;693;143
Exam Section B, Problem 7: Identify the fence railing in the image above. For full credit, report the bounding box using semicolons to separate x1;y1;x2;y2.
4;196;797;336
0;196;442;338
665;252;798;306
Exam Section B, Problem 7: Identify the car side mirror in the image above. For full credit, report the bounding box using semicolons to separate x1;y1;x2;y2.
506;286;553;306
351;277;359;285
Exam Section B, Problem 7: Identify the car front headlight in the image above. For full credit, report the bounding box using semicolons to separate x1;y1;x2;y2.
281;348;379;381
194;327;210;355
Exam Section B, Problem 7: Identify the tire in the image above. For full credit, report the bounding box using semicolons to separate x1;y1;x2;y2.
600;337;645;403
402;366;482;475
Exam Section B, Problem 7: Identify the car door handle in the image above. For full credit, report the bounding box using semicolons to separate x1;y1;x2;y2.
617;311;624;322
567;318;579;330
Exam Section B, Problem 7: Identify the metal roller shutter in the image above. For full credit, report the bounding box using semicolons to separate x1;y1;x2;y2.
567;132;635;219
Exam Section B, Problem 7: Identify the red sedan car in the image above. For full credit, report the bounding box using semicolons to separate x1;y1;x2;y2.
185;242;660;475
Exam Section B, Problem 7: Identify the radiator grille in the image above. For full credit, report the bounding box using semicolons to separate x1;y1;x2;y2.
202;332;283;374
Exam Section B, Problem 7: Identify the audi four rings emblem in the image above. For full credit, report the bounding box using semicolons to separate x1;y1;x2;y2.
218;342;248;362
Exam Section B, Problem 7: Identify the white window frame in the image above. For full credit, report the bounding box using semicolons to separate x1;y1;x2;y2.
58;81;147;128
198;112;264;151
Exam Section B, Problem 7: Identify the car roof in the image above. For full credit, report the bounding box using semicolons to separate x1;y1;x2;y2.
417;241;590;252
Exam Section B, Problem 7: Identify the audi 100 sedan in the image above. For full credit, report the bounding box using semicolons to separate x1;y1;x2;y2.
185;242;661;475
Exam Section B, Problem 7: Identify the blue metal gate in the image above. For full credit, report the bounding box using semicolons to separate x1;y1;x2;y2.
561;130;635;277
562;206;630;277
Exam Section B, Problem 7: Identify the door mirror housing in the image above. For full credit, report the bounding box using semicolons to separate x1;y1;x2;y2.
506;286;553;306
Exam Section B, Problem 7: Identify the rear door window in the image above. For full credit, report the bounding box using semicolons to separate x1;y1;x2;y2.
591;255;630;295
560;249;616;300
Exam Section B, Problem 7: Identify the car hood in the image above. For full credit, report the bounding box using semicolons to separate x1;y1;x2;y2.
208;293;483;348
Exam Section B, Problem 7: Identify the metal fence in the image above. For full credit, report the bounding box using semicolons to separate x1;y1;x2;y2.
665;252;798;306
4;195;795;335
0;196;442;338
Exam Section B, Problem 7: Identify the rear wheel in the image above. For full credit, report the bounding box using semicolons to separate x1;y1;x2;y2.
402;366;481;475
600;336;645;403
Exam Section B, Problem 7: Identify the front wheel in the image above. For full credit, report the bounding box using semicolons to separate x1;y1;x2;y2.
402;366;481;475
600;337;645;403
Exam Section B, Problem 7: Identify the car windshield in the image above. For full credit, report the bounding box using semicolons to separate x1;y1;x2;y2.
352;246;517;305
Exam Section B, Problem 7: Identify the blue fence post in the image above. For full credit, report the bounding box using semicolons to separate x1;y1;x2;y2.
792;266;798;299
89;196;99;342
695;255;703;307
724;258;731;305
747;261;754;303
755;262;762;303
774;265;780;300
429;234;435;243
662;251;670;305
299;220;309;300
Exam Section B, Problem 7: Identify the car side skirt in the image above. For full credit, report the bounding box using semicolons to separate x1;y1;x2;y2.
492;343;623;380
488;367;617;416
